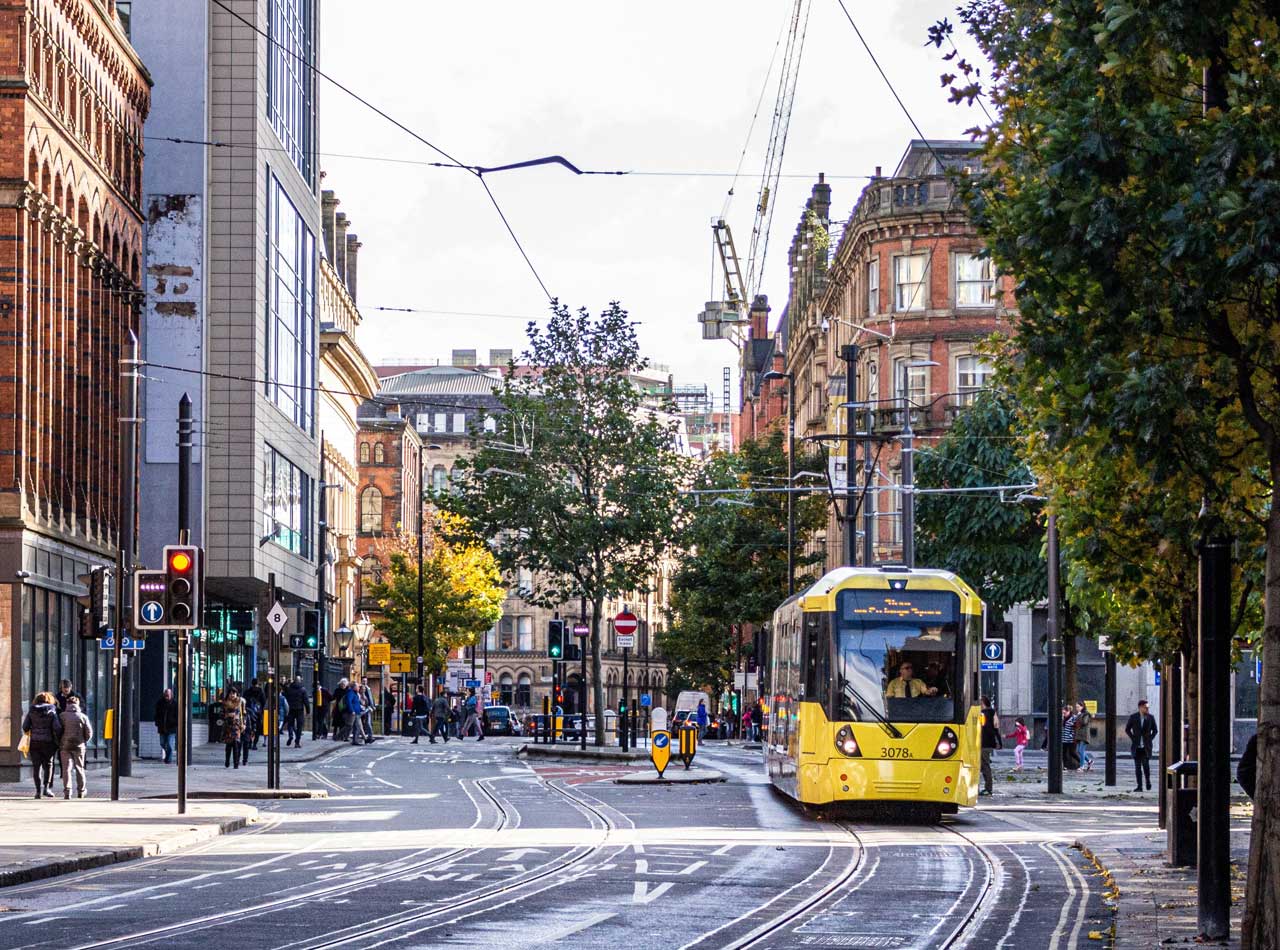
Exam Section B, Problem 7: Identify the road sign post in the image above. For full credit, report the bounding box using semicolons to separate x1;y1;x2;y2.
651;730;671;778
678;724;698;770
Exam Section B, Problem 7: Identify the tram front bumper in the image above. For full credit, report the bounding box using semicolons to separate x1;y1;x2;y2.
799;757;977;806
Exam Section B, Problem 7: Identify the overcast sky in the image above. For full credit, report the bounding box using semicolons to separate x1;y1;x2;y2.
318;1;983;406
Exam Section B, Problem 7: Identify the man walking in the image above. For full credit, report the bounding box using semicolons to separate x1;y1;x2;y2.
461;690;483;740
58;696;93;798
410;687;429;744
284;677;308;748
359;678;375;742
154;688;179;764
431;691;451;743
1125;699;1158;792
979;696;1001;797
346;680;368;746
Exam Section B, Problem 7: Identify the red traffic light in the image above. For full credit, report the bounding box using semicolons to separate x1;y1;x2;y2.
168;550;193;572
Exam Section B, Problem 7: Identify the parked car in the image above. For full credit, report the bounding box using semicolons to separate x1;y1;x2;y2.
483;705;519;736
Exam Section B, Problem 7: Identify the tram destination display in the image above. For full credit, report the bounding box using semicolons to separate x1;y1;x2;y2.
840;589;960;623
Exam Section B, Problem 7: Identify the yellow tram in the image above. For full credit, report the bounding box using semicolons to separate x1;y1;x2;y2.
764;566;985;814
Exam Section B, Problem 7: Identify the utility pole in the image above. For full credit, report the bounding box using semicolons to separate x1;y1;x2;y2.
315;435;327;734
263;572;277;791
176;394;193;814
111;331;141;799
580;595;588;752
840;345;859;567
1046;513;1063;794
1104;646;1117;787
417;457;426;698
1197;528;1232;941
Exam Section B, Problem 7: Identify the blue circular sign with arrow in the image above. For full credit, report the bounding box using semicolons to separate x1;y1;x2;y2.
140;601;165;625
653;732;669;749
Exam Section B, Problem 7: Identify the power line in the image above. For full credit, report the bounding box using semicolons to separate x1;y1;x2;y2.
208;0;551;300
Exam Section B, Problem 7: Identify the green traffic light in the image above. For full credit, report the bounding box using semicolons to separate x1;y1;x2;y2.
306;635;318;648
550;646;561;657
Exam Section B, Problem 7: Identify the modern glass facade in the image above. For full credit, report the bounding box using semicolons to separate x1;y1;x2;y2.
266;0;315;183
266;174;317;432
263;444;313;558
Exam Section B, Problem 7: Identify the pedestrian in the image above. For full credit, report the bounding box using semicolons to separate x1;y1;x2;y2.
1061;705;1078;770
154;688;179;764
222;688;244;769
461;690;483;740
1005;717;1029;771
450;697;462;738
751;701;763;742
383;689;397;737
284;677;308;748
1074;702;1094;771
696;699;709;739
346;680;368;745
359;678;375;742
1238;733;1257;800
243;679;266;749
410;687;429;744
332;678;349;741
431;691;451;743
54;679;81;714
1124;699;1158;792
979;696;1001;796
22;691;62;798
58;696;93;797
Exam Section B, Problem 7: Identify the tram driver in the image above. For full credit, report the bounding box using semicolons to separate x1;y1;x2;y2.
884;661;938;699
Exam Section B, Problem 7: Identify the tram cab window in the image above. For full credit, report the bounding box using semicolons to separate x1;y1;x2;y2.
835;589;962;724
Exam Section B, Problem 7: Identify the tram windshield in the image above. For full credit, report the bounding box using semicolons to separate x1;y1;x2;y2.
835;589;962;724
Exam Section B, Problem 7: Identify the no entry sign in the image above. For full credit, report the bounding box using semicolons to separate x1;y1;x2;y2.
614;611;639;635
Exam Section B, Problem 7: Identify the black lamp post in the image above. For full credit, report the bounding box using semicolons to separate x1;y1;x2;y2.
761;370;795;595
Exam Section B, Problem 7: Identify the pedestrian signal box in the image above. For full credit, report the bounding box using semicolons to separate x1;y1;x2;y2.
133;569;169;632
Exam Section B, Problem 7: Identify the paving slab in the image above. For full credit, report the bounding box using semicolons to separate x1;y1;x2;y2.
0;799;257;888
614;768;725;785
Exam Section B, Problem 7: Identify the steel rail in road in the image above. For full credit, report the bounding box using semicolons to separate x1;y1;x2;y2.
59;777;507;950
275;777;621;950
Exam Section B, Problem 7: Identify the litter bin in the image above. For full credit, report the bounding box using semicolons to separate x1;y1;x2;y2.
1166;759;1198;867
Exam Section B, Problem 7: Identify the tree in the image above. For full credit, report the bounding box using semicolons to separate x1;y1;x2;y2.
366;513;506;675
440;301;687;742
935;3;1279;941
663;431;827;698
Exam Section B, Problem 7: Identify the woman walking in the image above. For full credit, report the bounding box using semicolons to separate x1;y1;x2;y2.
22;692;62;798
222;688;244;769
1061;705;1079;770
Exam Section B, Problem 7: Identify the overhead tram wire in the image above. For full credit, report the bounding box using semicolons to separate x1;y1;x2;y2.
207;0;551;300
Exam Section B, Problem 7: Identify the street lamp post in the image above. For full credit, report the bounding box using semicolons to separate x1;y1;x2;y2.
761;370;795;595
418;445;443;698
334;624;354;660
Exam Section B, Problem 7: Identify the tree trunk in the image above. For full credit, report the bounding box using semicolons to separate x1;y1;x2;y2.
1243;460;1280;949
591;595;606;746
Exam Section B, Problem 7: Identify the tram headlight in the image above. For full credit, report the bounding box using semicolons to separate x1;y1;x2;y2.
932;726;959;759
835;725;861;757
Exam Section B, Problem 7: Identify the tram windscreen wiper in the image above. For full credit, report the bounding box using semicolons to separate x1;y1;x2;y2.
842;681;903;739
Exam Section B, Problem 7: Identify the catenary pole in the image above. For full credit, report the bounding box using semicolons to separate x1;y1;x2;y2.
1197;528;1233;940
1047;513;1063;793
177;394;193;814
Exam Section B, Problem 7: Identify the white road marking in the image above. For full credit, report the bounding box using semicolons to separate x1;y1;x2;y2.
534;911;617;942
632;881;673;904
374;777;402;788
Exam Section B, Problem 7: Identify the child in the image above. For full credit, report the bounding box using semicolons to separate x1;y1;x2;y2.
1006;718;1029;771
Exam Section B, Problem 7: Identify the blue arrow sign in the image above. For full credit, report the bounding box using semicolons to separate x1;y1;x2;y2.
652;732;670;749
139;601;164;625
982;639;1007;663
639;693;652;708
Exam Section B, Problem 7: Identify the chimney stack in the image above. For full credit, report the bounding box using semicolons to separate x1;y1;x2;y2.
321;191;338;261
334;213;349;283
345;234;361;303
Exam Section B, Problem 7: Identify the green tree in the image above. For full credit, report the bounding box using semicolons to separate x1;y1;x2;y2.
935;3;1279;940
366;513;506;674
663;431;827;698
440;301;687;742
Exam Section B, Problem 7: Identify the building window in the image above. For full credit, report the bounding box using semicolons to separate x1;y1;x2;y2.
892;357;928;407
262;445;313;558
453;412;466;433
955;252;995;307
433;412;446;433
485;623;498;651
431;465;448;493
499;616;515;651
267;0;315;183
890;470;904;546
867;258;879;316
359;442;369;463
893;254;927;312
955;355;994;405
483;415;497;433
499;673;514;707
265;175;316;432
516;673;532;708
516;569;533;598
374;443;385;464
360;557;382;598
360;486;383;534
517;616;533;651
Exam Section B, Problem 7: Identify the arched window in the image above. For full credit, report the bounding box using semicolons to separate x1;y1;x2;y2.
499;673;514;707
360;486;383;533
359;442;370;463
516;673;532;709
431;465;448;493
374;443;385;464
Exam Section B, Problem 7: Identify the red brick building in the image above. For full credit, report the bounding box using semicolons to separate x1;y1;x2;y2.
0;0;149;780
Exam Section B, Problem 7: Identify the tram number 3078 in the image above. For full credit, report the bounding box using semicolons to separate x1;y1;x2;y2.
881;747;913;759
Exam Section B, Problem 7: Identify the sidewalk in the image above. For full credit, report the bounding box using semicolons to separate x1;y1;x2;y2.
0;736;347;888
986;758;1252;946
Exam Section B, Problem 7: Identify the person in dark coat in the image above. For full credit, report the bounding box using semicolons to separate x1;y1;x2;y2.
154;688;179;764
1238;734;1257;800
55;679;81;714
284;677;309;748
410;688;430;744
979;696;1002;797
1125;699;1158;792
22;691;62;798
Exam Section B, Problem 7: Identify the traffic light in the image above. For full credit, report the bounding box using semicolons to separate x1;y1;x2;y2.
76;567;109;639
564;641;580;662
303;609;320;649
163;544;201;629
547;619;564;659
